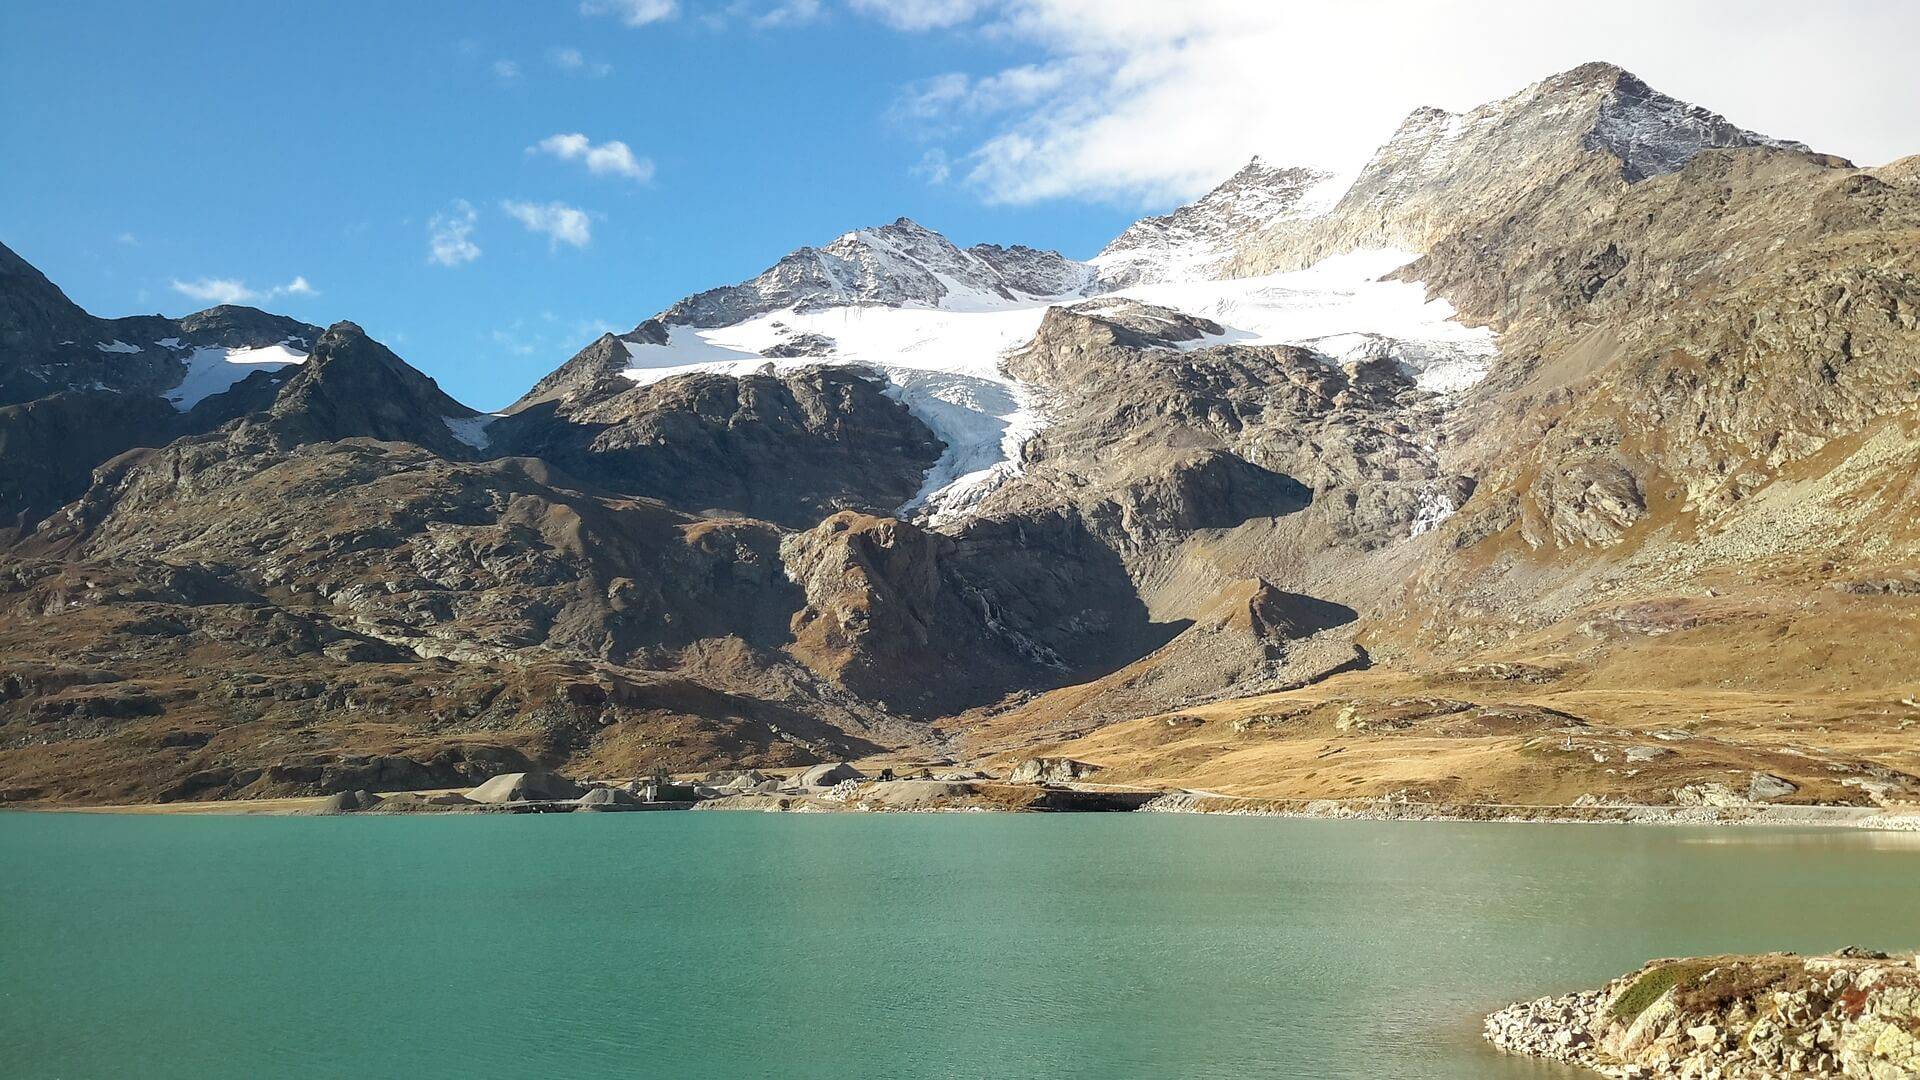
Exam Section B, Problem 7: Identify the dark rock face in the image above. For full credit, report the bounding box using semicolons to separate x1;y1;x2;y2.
247;321;481;457
0;240;321;527
780;511;1055;713
494;366;945;528
0;391;178;534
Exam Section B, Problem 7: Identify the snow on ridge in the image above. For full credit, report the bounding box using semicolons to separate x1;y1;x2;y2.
621;302;1057;522
442;414;497;449
1091;159;1346;288
164;341;308;411
613;246;1498;521
94;340;142;354
1119;248;1497;394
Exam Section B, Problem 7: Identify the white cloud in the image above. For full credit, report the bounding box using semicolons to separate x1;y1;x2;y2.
849;0;983;31
754;0;823;27
116;232;138;246
864;0;1920;206
491;58;521;81
581;0;677;27
890;63;1079;128
549;46;613;77
529;133;655;182
428;200;482;266
502;200;594;248
170;275;318;306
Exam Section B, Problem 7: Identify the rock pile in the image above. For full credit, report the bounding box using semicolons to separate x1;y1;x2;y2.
1486;951;1920;1078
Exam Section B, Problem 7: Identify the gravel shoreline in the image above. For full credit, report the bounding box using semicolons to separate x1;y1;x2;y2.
1139;792;1920;831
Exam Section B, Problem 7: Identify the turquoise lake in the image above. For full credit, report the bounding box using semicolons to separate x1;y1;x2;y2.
3;813;1918;1078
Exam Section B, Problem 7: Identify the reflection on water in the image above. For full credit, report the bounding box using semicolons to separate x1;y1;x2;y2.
1678;828;1920;851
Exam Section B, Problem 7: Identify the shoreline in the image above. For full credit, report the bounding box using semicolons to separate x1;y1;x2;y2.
1484;951;1920;1077
9;786;1920;830
1134;792;1920;831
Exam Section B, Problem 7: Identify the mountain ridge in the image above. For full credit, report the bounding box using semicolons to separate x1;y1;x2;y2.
4;60;1918;810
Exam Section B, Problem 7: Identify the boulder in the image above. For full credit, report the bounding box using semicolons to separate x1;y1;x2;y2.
1006;758;1102;785
1748;772;1799;801
466;770;587;804
794;762;863;788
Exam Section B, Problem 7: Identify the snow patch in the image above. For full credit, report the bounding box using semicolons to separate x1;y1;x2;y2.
1119;249;1497;394
165;342;308;410
442;414;497;449
614;247;1497;519
1408;482;1460;537
94;340;141;354
621;304;1055;521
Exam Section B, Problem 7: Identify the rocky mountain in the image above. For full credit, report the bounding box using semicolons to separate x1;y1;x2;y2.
660;216;1094;327
1091;157;1336;287
0;240;319;534
4;60;1918;810
1230;61;1828;275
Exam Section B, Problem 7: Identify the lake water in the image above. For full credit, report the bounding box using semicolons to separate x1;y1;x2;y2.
3;813;1918;1079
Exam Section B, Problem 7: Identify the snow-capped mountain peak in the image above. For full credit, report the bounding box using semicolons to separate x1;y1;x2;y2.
660;217;1093;328
1091;157;1342;288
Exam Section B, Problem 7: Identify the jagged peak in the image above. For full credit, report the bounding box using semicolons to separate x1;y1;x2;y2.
1363;60;1811;187
653;215;1091;329
1091;156;1337;287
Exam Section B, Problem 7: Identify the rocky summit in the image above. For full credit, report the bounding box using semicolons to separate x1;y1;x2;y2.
4;60;1919;810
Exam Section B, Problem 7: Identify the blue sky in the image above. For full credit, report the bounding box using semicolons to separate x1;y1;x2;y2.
6;1;1914;410
0;1;1134;408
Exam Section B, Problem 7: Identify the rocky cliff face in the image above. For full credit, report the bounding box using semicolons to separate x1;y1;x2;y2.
493;364;946;528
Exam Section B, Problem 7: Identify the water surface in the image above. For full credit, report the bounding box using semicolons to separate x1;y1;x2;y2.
3;813;1917;1078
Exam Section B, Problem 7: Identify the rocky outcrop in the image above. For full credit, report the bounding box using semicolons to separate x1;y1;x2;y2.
1487;951;1920;1078
1005;757;1101;784
494;366;944;528
247;322;483;458
779;511;1055;713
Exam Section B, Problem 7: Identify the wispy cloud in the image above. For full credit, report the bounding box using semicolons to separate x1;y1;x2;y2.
548;46;613;77
858;1;1920;206
528;133;655;182
848;0;983;31
428;200;482;266
170;275;317;306
491;58;521;81
753;0;823;28
581;0;677;27
116;231;139;246
502;200;594;248
911;148;952;184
